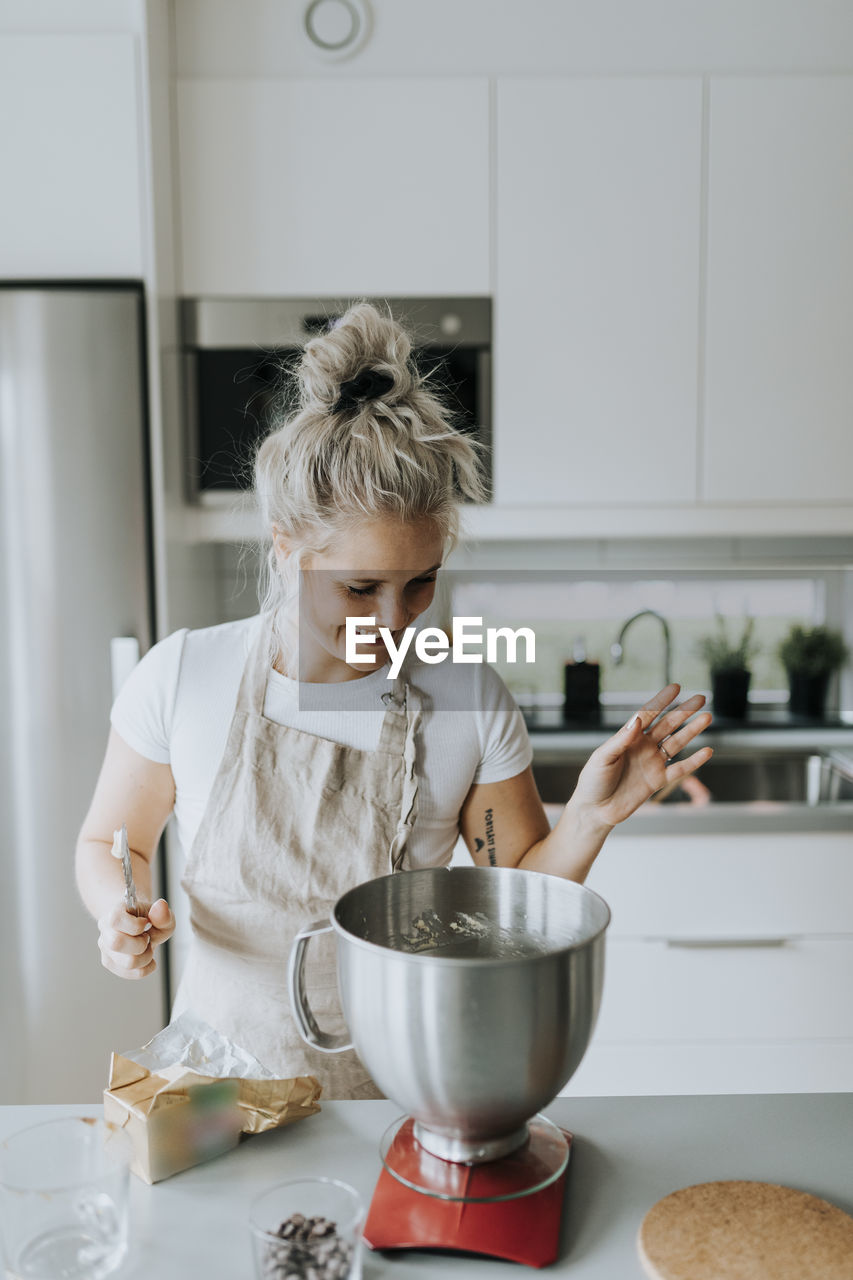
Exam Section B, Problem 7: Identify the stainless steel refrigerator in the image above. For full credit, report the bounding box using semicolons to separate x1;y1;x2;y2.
1;285;166;1103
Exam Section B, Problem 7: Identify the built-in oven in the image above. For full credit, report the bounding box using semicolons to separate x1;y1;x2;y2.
181;297;492;502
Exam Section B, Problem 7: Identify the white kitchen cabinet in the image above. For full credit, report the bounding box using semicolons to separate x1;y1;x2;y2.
583;832;853;938
0;34;144;278
593;938;853;1043
563;831;853;1096
493;77;703;507
704;76;853;504
177;77;490;297
566;1039;853;1098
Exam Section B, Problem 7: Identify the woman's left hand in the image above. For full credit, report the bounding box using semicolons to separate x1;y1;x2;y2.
570;684;713;831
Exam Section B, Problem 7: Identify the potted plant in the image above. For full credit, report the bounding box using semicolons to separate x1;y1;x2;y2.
777;624;849;719
697;616;758;719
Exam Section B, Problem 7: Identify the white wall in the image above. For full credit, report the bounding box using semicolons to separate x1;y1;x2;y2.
0;1;139;32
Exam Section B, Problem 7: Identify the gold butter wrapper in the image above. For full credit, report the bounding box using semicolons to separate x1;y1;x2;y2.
104;1052;321;1184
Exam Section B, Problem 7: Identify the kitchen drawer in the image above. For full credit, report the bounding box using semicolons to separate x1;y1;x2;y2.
562;1038;853;1097
585;832;853;938
594;937;853;1043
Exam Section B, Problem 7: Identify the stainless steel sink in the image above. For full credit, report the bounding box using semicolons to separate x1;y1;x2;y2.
532;749;853;834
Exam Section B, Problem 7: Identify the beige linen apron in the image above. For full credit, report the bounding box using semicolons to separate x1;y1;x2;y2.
172;612;422;1098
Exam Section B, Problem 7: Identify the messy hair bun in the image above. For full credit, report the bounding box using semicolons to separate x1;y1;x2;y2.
254;301;486;665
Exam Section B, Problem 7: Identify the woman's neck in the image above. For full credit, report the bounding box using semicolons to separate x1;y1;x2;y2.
274;649;387;684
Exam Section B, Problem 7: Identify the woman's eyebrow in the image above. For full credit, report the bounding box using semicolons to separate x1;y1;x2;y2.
345;562;442;583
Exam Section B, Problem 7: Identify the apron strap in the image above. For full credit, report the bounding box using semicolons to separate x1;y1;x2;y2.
245;611;278;714
386;681;423;873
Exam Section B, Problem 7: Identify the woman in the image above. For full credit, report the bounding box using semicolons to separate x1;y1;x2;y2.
75;303;712;1097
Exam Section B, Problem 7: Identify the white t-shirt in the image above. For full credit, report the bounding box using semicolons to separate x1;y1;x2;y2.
110;614;532;870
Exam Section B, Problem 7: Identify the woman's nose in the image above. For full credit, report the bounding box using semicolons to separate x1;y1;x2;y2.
375;591;411;633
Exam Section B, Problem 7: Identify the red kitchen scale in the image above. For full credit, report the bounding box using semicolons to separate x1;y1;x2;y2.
363;1113;573;1268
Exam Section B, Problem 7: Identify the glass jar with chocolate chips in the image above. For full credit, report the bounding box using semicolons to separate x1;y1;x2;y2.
249;1178;365;1280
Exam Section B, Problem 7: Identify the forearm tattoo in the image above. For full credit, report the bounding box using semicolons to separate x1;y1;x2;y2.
483;807;497;866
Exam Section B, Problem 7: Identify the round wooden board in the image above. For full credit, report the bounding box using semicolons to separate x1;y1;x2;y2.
637;1180;853;1280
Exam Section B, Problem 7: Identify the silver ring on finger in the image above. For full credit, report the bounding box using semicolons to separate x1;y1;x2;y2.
657;737;674;763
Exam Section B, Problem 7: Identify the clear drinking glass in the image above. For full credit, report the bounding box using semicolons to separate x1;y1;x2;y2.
249;1177;365;1280
0;1116;132;1280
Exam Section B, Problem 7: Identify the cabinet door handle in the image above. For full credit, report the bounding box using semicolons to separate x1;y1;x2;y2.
663;937;791;949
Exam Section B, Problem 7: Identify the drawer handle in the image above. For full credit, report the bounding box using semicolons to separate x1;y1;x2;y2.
663;937;790;950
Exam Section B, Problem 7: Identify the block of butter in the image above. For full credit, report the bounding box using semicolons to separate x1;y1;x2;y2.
103;1016;321;1183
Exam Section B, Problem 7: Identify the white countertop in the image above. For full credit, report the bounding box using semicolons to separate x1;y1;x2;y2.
2;1095;851;1277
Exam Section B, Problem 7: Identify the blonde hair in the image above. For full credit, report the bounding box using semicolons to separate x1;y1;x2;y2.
254;301;486;670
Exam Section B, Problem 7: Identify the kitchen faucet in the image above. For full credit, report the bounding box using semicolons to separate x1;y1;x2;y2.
610;609;673;689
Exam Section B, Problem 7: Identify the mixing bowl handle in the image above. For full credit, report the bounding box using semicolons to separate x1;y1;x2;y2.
288;919;354;1053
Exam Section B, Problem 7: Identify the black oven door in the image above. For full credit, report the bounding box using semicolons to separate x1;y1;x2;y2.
190;347;299;492
183;298;492;499
188;345;489;494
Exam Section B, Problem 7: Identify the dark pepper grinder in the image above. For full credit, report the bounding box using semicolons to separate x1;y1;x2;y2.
563;636;601;722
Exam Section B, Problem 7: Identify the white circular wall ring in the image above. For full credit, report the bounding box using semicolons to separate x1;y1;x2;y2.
303;0;372;61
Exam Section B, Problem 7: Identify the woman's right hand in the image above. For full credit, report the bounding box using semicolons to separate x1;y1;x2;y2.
97;897;175;980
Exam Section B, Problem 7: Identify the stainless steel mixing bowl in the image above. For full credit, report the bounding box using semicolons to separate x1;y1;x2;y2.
288;866;610;1162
